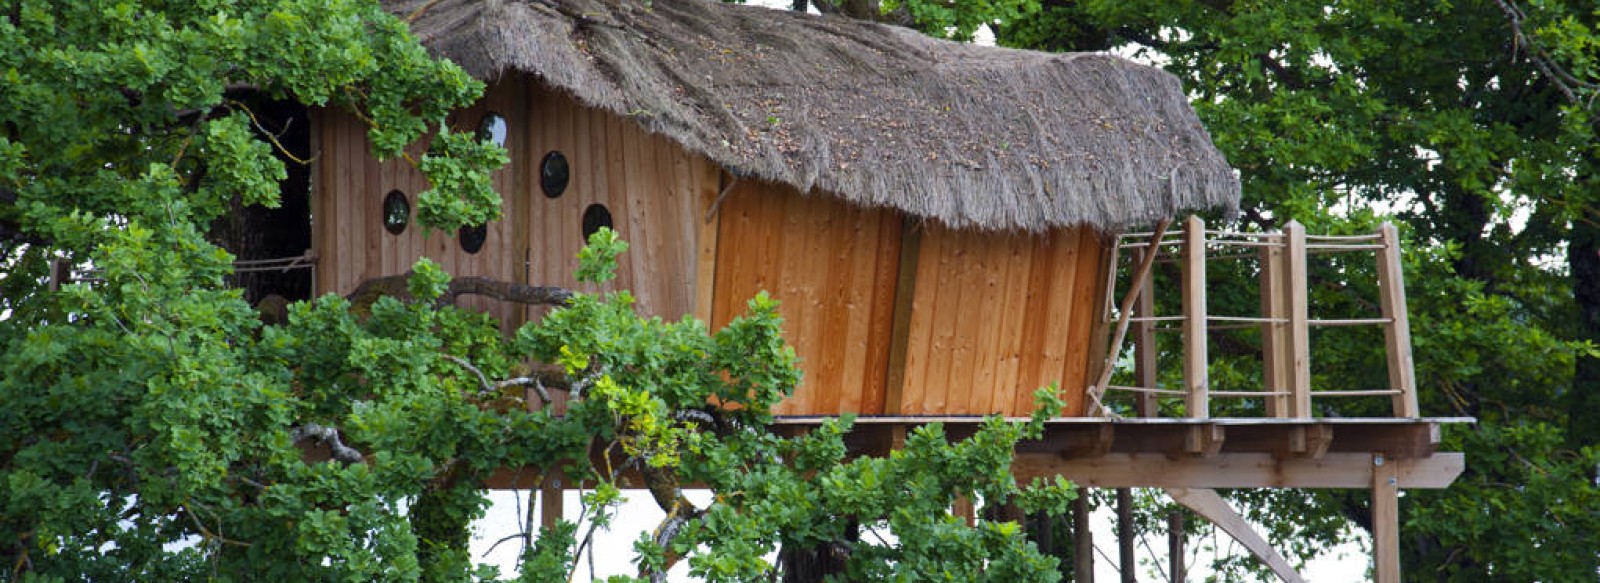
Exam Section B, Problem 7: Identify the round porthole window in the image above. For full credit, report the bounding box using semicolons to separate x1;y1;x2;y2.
459;223;488;254
382;190;410;235
476;112;508;147
541;151;569;198
582;204;613;241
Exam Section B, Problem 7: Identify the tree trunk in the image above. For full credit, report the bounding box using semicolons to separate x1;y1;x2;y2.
1568;208;1600;447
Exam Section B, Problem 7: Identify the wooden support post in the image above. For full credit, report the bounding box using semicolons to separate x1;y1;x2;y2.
540;472;564;529
1259;235;1291;418
1074;488;1095;583
1182;216;1209;419
1284;221;1312;418
1117;488;1136;583
1277;425;1334;460
953;495;977;527
1168;509;1185;583
1375;223;1419;418
1372;454;1401;583
1178;424;1225;459
1135;248;1160;418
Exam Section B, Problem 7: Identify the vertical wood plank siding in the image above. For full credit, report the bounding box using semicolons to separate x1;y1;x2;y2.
895;225;1106;417
523;83;714;319
709;183;904;415
314;79;1107;419
313;79;715;325
312;78;523;328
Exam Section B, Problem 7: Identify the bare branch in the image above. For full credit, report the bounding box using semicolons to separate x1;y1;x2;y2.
1493;0;1597;104
441;354;492;394
494;375;556;405
290;423;364;464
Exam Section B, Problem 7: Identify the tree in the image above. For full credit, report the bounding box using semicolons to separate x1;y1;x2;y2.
0;1;1073;580
996;0;1600;579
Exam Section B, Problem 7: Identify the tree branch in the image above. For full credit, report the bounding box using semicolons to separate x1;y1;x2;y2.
290;423;364;464
345;272;572;316
1493;0;1598;105
439;354;563;403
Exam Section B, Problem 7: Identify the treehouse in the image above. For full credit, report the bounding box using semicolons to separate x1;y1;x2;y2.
287;0;1466;579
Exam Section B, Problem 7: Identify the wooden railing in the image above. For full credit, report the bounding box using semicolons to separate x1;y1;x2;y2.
1091;216;1419;420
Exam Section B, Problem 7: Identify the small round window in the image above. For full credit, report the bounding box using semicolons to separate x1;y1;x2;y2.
459;223;488;254
582;204;613;241
476;112;508;147
382;190;410;235
541;151;570;198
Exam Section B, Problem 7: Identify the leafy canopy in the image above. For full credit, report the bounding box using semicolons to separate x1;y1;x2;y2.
0;1;1073;580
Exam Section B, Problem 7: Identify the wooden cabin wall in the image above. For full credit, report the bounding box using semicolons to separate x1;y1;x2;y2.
522;84;718;320
311;81;524;325
710;182;904;416
312;76;1108;419
894;226;1107;417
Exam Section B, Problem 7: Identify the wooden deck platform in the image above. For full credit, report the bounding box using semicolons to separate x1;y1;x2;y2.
771;416;1472;490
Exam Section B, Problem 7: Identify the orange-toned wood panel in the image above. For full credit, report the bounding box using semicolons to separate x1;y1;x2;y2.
895;225;1106;417
523;84;716;320
710;183;902;416
310;79;525;326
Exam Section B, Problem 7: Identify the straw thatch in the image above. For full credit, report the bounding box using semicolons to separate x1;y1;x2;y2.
392;0;1239;231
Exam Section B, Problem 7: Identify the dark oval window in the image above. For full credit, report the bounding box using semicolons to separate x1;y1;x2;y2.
382;190;410;235
459;223;488;254
582;204;613;241
541;151;570;198
476;112;508;147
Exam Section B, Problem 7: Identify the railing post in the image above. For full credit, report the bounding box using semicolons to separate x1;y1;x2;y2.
1259;233;1291;418
1135;247;1159;418
1284;221;1312;418
1182;216;1209;418
1376;223;1419;418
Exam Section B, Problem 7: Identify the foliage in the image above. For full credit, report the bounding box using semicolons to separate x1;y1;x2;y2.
998;0;1600;579
0;2;1073;580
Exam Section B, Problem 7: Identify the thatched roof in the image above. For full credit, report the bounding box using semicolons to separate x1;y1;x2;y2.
393;0;1239;231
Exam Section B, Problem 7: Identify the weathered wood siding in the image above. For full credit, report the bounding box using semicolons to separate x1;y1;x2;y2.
312;79;716;324
311;80;525;325
522;84;718;319
710;182;903;416
894;225;1107;416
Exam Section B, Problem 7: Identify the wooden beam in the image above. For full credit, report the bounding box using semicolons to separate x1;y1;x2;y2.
1259;234;1290;418
1372;455;1401;582
1376;223;1419;418
1178;424;1226;458
1013;452;1464;489
692;169;726;322
540;471;564;529
1182;216;1209;418
1284;221;1311;418
1086;235;1121;416
1073;487;1095;583
953;495;977;527
1277;424;1334;459
1134;247;1160;418
880;218;922;416
1165;488;1307;583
